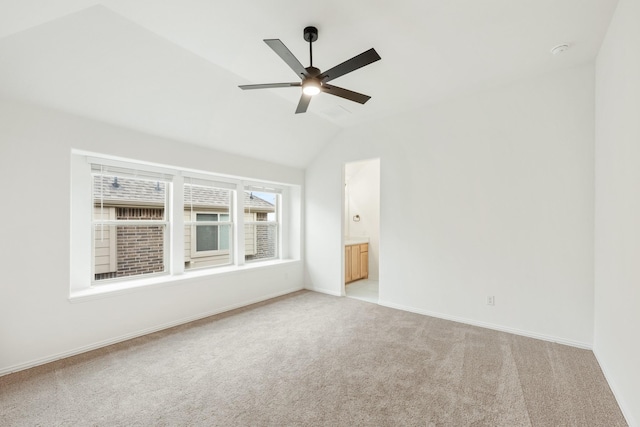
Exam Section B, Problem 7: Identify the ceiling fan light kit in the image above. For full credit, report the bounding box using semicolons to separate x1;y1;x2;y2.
239;26;381;114
302;79;321;96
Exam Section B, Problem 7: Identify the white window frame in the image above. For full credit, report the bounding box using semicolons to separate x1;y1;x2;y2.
244;187;281;263
90;166;171;285
70;150;298;297
183;177;235;268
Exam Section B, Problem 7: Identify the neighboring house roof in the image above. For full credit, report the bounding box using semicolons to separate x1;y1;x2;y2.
93;175;274;211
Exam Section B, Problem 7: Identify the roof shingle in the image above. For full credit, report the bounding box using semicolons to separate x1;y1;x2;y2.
93;175;274;211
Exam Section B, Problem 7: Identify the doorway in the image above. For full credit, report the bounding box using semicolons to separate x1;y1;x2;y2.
343;158;380;303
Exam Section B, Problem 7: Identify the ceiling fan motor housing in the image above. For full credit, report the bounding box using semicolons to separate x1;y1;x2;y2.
303;26;318;43
305;66;321;77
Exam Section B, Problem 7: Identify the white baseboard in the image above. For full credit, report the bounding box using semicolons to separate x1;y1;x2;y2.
593;348;635;427
377;299;593;350
0;286;303;377
306;286;342;297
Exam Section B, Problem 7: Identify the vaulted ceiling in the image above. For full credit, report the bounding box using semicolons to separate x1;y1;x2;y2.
0;1;619;167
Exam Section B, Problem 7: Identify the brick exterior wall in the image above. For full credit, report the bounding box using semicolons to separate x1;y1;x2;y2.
95;207;165;280
115;207;165;278
246;212;276;261
115;225;164;277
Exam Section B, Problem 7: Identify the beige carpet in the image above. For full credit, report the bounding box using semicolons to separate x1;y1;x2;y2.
0;291;627;426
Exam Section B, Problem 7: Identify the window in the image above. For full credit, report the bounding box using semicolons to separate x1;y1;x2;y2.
92;166;169;282
245;188;279;262
71;152;299;292
184;180;233;270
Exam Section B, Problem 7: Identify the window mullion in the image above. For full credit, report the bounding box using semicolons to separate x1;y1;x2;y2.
236;184;245;266
172;175;185;275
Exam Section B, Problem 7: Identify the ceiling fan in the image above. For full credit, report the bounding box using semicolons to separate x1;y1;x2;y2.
239;26;381;114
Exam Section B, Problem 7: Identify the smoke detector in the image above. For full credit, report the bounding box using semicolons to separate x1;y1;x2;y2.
550;44;570;55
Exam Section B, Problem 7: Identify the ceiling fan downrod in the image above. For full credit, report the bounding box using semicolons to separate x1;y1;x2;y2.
304;26;318;68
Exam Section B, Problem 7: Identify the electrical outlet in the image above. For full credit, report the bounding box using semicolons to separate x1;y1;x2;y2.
487;296;495;306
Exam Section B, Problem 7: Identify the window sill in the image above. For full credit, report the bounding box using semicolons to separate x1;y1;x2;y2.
69;259;300;303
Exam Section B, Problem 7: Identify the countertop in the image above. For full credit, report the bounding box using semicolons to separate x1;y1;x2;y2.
344;237;369;246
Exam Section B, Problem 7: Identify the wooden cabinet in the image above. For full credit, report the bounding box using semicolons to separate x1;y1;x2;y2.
350;245;360;281
345;243;368;284
360;244;369;280
345;246;353;283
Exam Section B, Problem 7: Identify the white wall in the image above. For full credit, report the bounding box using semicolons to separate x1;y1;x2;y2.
594;0;640;424
306;65;595;346
345;159;380;280
0;99;304;374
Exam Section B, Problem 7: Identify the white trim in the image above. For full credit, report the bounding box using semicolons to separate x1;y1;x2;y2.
171;174;185;275
244;221;278;227
184;175;238;190
307;286;342;297
235;188;246;265
277;193;282;259
2;286;304;378
593;349;635;427
88;157;176;179
70;154;92;292
244;183;285;193
70;259;301;302
377;299;593;350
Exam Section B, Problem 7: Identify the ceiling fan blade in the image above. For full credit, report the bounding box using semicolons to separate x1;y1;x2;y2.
321;84;371;104
317;48;381;83
295;94;312;114
239;82;301;90
264;39;308;79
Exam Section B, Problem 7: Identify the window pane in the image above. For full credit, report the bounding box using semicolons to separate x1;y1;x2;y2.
93;175;166;219
92;172;167;282
197;213;218;222
219;224;230;250
245;190;278;262
245;223;277;261
185;184;232;268
184;184;230;212
196;225;218;251
94;224;115;280
94;224;165;281
245;191;277;214
184;224;231;271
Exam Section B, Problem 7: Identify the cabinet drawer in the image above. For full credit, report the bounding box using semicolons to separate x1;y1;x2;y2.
360;243;368;252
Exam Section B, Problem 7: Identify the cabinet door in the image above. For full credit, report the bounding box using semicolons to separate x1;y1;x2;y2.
360;249;368;279
345;246;352;283
350;245;361;281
